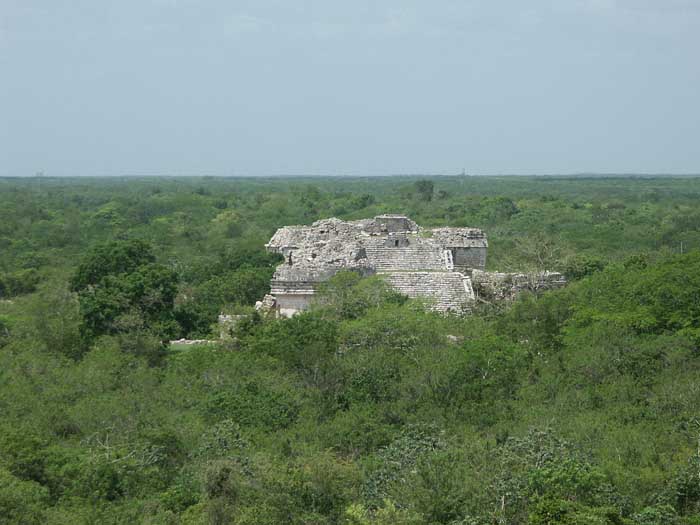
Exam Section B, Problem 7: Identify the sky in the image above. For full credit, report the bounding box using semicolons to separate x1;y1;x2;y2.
1;0;699;176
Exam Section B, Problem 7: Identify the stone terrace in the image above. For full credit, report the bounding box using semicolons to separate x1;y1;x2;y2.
384;271;475;313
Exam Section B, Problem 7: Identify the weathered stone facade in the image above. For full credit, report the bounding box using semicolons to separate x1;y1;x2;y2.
258;215;563;317
471;269;566;302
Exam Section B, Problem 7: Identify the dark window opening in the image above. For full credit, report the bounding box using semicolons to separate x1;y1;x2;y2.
394;239;399;247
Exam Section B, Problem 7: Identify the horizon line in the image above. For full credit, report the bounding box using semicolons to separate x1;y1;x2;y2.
2;172;700;179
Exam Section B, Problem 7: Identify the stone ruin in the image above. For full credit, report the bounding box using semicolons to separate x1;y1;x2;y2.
255;214;565;317
471;269;566;302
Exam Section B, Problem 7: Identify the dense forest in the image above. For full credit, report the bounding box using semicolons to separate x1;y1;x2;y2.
2;175;700;524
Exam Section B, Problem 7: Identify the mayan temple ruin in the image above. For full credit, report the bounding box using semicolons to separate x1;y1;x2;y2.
257;214;565;317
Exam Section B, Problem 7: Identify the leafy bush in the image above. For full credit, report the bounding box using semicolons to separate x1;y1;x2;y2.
491;430;628;523
0;268;41;298
0;315;10;347
563;254;608;280
364;424;446;505
315;272;407;321
202;382;299;431
632;505;679;525
0;467;48;524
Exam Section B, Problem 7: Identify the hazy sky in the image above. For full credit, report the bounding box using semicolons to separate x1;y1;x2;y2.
1;1;699;176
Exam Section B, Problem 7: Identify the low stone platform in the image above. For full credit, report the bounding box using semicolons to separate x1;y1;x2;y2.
382;271;475;313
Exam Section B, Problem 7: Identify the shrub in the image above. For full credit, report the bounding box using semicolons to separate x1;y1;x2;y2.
202;382;299;431
0;467;49;524
0;268;41;298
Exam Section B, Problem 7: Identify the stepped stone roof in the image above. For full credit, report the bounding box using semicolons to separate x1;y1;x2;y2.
430;227;488;248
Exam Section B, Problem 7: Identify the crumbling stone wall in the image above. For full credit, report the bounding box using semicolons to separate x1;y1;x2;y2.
471;269;566;302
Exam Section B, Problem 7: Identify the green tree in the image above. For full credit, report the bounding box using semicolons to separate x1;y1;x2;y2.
563;254;607;280
72;240;179;345
70;239;155;292
0;467;48;525
414;180;434;202
27;285;84;359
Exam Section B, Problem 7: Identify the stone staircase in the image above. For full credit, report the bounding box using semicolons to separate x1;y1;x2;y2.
444;249;454;270
363;237;446;271
383;271;475;313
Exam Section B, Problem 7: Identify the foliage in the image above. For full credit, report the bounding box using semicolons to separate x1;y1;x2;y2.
0;467;49;524
315;272;407;320
72;240;179;345
413;180;435;202
70;239;156;292
0;315;10;347
202;381;299;430
1;175;700;523
563;253;608;280
0;269;41;298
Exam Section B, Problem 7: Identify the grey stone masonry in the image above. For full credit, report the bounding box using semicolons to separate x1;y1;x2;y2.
254;215;563;317
471;269;567;302
384;272;475;313
363;235;446;271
